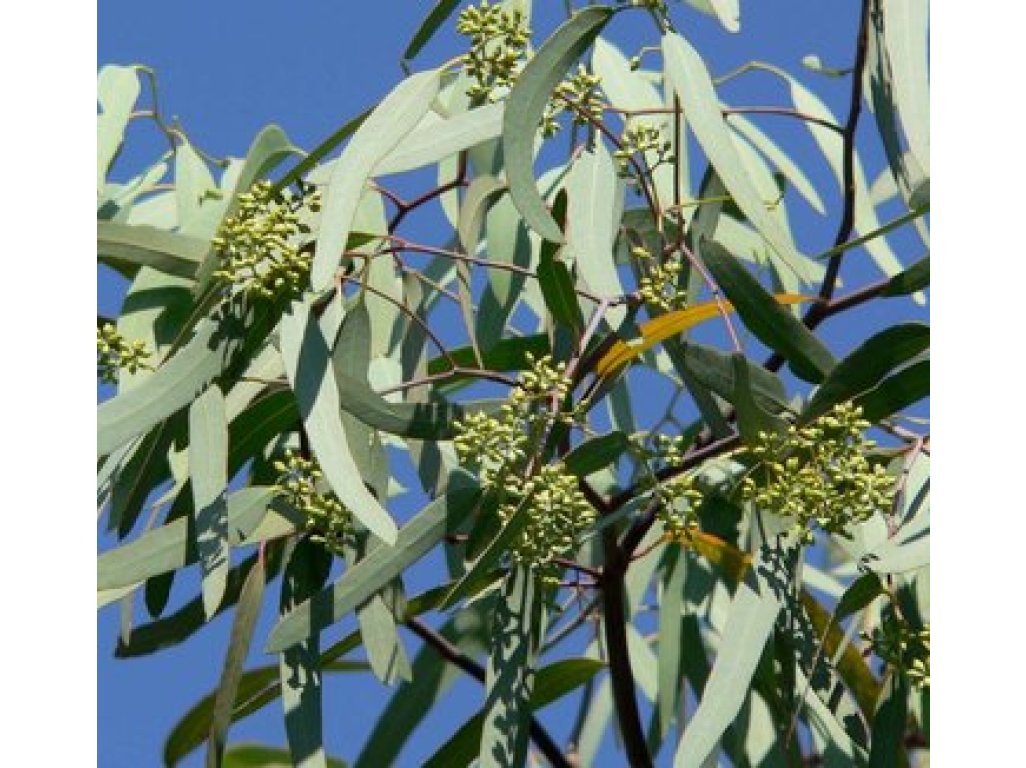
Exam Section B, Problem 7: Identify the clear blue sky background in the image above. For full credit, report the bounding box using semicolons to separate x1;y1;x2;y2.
98;2;927;766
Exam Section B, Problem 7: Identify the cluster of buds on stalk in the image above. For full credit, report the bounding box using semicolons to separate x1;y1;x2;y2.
867;619;930;690
456;1;531;102
541;65;605;138
638;434;705;539
740;403;896;542
97;323;153;384
453;353;595;586
614;123;674;176
274;449;352;556
212;180;321;301
632;245;686;312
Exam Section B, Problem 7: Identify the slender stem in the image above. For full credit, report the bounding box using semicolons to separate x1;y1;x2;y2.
722;106;843;134
406;617;573;768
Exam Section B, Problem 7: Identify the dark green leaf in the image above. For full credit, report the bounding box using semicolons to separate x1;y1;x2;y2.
868;674;909;767
854;360;929;422
504;7;614;242
731;353;788;445
680;341;789;413
703;240;835;383
882;256;930;297
563;432;630;478
805;324;929;421
427;333;551;377
403;0;462;61
538;247;584;336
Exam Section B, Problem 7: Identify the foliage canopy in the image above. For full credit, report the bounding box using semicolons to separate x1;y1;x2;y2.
98;1;930;765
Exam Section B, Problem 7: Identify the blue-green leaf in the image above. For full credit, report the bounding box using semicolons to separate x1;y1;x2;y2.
189;385;230;618
479;565;542;768
279;300;398;545
376;103;504;177
504;7;614;243
97;65;141;189
312;70;440;290
98;221;207;279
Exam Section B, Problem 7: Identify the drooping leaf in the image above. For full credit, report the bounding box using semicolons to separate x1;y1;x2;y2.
279;540;332;768
504;7;614;243
563;432;630;478
479;565;542;768
376;103;504;176
662;32;804;277
312;70;440;290
868;673;909;767
97;64;141;189
883;0;930;175
673;538;792;767
854;360;929;422
98;220;207;279
189;385;231;618
98;487;275;591
703;239;835;382
683;0;741;33
655;547;687;741
594;293;811;379
882;255;929;297
266;474;480;652
206;557;266;768
279;299;398;544
731;353;788;445
805;324;929;421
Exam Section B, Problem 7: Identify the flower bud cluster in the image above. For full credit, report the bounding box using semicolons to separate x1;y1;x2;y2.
614;124;674;175
740;403;896;541
453;354;594;584
457;1;531;102
212;180;320;301
97;323;153;383
867;621;930;690
541;65;605;138
645;434;704;538
632;246;686;312
274;449;352;555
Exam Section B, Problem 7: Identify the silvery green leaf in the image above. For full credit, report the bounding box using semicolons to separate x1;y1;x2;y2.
189;385;230;618
683;0;741;33
97;65;141;189
375;103;504;176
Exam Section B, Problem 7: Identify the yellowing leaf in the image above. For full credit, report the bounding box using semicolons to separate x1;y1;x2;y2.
594;294;811;379
665;530;753;584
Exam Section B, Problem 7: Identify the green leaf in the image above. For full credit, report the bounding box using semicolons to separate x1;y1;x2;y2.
272;110;371;196
235;125;300;194
427;333;551;377
98;487;275;591
732;353;788;445
683;0;741;33
805;324;929;421
504;7;614;243
656;548;687;741
312;70;440;290
538;247;584;336
266;475;480;652
882;255;929;297
98;221;207;279
175;140;220;236
680;340;789;413
479;565;542;768
190;385;231;618
279;299;398;544
279;541;332;768
567;142;627;325
868;673;909;767
403;0;462;61
376;103;504;176
477;191;533;350
97;301;262;457
97;65;141;189
673;539;790;767
662;32;804;277
222;744;346;768
563;432;630;478
423;658;605;768
206;556;266;768
854;360;929;422
703;239;835;382
883;0;930;175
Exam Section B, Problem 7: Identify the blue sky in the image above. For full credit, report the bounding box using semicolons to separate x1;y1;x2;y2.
98;2;928;766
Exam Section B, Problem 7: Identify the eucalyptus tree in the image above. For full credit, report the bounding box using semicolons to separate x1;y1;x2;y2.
98;1;929;765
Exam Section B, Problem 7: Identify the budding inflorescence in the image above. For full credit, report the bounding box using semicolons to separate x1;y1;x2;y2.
642;434;704;538
542;65;605;138
632;246;686;312
212;180;321;301
97;323;153;384
457;1;531;103
867;620;930;690
614;124;674;176
453;354;595;585
740;403;896;541
274;449;352;555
